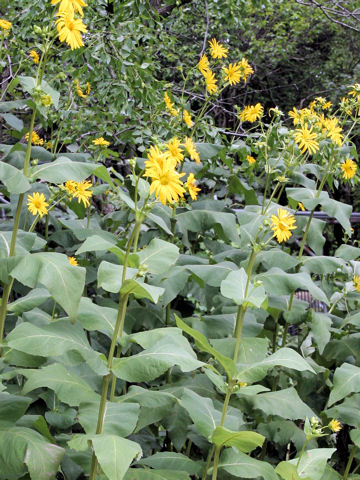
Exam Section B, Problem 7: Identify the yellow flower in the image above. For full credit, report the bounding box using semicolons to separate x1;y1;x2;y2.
145;162;185;206
51;0;87;16
349;83;360;97
183;110;193;128
27;192;49;218
41;94;52;107
0;19;11;32
288;107;302;126
145;145;175;175
270;208;296;243
328;419;341;433
198;54;210;76
238;58;254;81
72;180;93;207
25;131;44;146
204;70;218;94
246;155;256;164
294;125;319;155
64;180;78;195
92;137;110;147
184;137;200;163
298;202;306;212
68;256;78;266
323;117;343;147
239;103;263;123
354;275;360;292
166;137;184;164
209;38;228;59
74;79;88;99
45;141;53;151
29;50;40;64
223;62;242;86
341;158;357;180
55;11;87;50
322;101;332;110
186;173;201;200
164;92;179;116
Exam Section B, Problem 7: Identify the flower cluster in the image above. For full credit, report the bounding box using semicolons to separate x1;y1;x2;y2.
29;50;40;64
25;131;44;146
143;138;201;205
52;0;87;50
164;92;179;117
0;18;11;35
198;38;253;95
64;180;93;207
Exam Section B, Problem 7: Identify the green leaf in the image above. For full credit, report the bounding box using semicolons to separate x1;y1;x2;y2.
302;256;345;274
221;268;267;308
138;238;179;274
256;249;299;271
0;162;30;193
21;363;99;406
18;76;60;108
30;157;98;183
7;288;49;314
257;268;328;304
0;392;32;426
177;210;239;244
112;336;203;382
76;234;117;254
212;426;265;453
124;470;190;480
0;99;28;112
77;297;117;337
218;448;278;480
0;112;24;131
196;142;225;160
139;452;201;475
175;315;236;379
275;461;303;480
321;197;352;234
328;363;360;406
335;244;360;261
287;449;336;480
228;176;258;205
286;187;328;210
97;261;138;293
92;434;142;480
9;252;85;321
185;261;238;287
120;279;164;303
78;401;139;437
7;320;107;376
0;426;64;480
252;387;315;420
310;312;331;354
326;395;360;428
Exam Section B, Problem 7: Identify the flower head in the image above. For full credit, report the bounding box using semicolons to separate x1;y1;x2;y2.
41;94;52;107
0;19;12;32
323;117;343;146
29;50;40;64
204;69;218;95
223;62;242;86
209;38;228;59
51;0;87;16
198;54;210;76
25;131;44;146
184;110;193;128
166;137;184;164
68;256;78;266
294;125;319;155
238;58;253;81
74;79;90;98
27;192;49;218
328;419;341;433
354;275;360;292
55;11;87;50
184;137;200;163
270;208;296;243
92;137;110;147
239;103;263;123
341;158;357;180
64;180;78;195
164;92;179;117
145;145;175;174
72;180;93;207
145;162;185;206
186;173;201;200
246;155;256;164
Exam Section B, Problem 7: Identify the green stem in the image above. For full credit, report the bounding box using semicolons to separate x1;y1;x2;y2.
296;438;309;469
343;445;357;480
202;446;215;480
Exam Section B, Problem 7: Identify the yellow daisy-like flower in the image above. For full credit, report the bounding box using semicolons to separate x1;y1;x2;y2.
247;155;256;164
239;103;263;123
209;38;228;59
186;173;201;200
68;256;78;266
74;79;88;99
270;208;296;243
166;137;184;164
55;11;87;50
323;117;343;147
92;137;110;147
238;58;254;82
64;180;78;196
341;158;357;180
164;92;179;117
198;54;210;76
354;275;360;292
328;419;341;433
184;137;200;164
72;180;93;207
27;192;49;218
25;131;44;146
29;50;40;64
204;69;218;94
294;125;319;155
51;0;87;16
223;62;242;86
288;107;302;126
0;19;11;32
183;110;193;128
145;162;185;206
322;101;332;110
298;202;306;211
145;145;175;175
349;83;360;97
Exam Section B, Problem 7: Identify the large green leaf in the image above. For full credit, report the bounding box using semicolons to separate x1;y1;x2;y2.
251;387;315;420
77;297;117;337
328;363;360;406
286;448;336;480
325;395;360;428
30;157;98;183
124;470;190;480
221;268;267;308
139;452;201;475
177;210;239;244
212;426;265;453
0;162;30;193
18;76;60;108
302;256;346;274
120;279;164;303
9;252;85;321
76;234;117;254
97;261;138;293
185;261;238;287
0;426;64;480
310;312;331;354
92;434;142;480
137;238;179;274
112;335;203;382
0;392;32;426
218;448;278;480
21;363;99;406
7;288;50;314
6;320;107;375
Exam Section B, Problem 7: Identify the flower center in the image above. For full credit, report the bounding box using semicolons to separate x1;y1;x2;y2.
159;173;170;185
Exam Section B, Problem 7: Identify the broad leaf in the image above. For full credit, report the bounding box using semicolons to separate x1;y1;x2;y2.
0;162;30;193
328;363;360;406
218;448;278;480
138;238;179;274
212;426;265;453
139;452;201;475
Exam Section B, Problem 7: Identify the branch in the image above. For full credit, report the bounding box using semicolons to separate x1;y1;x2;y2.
294;0;360;32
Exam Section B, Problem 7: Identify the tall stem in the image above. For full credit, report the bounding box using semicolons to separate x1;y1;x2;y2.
343;445;357;480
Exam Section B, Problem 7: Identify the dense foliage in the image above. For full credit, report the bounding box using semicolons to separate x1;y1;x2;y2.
1;1;360;480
